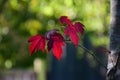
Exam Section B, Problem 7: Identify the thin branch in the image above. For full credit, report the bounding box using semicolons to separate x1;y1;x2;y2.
78;44;108;70
65;40;107;70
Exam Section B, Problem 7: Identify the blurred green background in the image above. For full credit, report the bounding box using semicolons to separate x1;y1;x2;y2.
0;0;110;80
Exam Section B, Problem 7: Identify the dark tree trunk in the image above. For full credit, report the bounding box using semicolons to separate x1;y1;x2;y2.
107;0;120;80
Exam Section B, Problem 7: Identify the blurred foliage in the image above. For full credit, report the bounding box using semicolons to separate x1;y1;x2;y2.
0;0;110;69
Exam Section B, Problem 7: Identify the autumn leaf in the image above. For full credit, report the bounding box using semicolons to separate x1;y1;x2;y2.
27;16;84;61
64;26;79;46
59;16;84;46
52;40;65;61
28;34;46;55
59;16;72;26
74;22;84;35
45;29;58;51
46;30;65;61
45;29;58;39
28;29;65;61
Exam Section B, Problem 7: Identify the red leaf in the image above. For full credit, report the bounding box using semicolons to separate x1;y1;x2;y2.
45;29;58;39
28;34;46;55
59;16;72;26
52;41;65;61
47;32;65;60
65;26;79;46
60;16;84;46
74;22;84;35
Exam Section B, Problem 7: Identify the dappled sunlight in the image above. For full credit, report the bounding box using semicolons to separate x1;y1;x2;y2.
34;58;46;80
4;59;12;69
34;58;42;73
21;19;42;35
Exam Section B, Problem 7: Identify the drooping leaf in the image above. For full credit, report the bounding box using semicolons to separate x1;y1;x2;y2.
46;30;65;60
28;34;46;55
52;41;65;61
